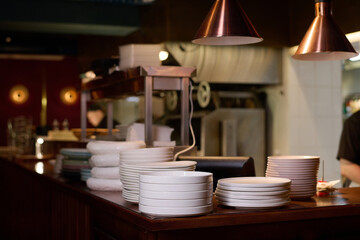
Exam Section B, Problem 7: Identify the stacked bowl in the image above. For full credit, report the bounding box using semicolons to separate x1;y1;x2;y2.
139;171;213;217
266;156;320;198
60;148;91;179
215;177;291;208
86;140;145;191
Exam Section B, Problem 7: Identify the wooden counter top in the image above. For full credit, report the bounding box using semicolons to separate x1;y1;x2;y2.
1;156;360;240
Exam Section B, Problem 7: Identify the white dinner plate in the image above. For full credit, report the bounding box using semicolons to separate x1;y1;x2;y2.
120;147;173;155
140;171;212;184
217;198;290;208
139;204;212;217
268;155;320;161
216;184;289;192
139;196;212;207
218;177;291;188
140;182;213;192
140;189;213;200
215;189;289;200
122;161;197;169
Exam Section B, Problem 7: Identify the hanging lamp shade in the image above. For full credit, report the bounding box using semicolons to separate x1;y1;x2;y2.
293;0;358;61
192;0;263;45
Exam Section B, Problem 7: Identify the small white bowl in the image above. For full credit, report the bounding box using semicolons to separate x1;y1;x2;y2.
139;196;212;207
140;182;213;192
140;189;213;200
140;171;213;184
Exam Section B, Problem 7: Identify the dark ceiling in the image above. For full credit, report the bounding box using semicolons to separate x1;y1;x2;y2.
1;0;360;71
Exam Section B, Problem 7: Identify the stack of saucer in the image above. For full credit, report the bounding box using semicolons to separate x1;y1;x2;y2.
139;171;213;217
120;161;197;203
266;156;320;198
60;148;91;179
215;177;291;208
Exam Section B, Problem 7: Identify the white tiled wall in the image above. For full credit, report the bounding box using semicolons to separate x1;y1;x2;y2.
265;48;343;184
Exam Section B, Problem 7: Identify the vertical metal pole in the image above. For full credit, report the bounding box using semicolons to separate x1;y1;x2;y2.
181;77;189;146
107;102;113;135
80;92;88;141
145;76;153;146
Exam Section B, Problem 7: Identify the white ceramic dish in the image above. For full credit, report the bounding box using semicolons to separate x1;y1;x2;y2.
217;199;290;208
120;147;173;155
215;189;289;200
140;189;213;200
123;161;197;169
265;173;317;180
86;140;145;155
216;184;289;192
218;177;291;188
140;171;213;184
268;155;320;160
139;204;212;217
89;154;120;167
120;154;173;159
139;196;212;207
140;182;213;192
215;194;289;203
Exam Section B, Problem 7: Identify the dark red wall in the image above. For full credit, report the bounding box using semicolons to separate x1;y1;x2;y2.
0;57;81;146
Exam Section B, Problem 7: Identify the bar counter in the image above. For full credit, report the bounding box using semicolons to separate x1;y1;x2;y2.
1;156;360;240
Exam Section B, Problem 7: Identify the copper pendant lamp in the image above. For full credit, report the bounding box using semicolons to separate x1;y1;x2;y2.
293;0;358;61
192;0;263;45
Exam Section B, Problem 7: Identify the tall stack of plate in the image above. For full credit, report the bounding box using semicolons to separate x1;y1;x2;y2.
266;156;320;198
139;171;213;217
120;161;197;203
120;147;174;164
215;177;291;208
60;148;91;179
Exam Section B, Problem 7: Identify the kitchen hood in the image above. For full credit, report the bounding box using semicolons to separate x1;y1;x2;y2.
164;42;281;85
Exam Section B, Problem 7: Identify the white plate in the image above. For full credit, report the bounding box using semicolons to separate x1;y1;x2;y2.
217;199;290;208
140;189;213;200
120;147;173;155
216;195;290;203
218;177;291;188
139;196;212;207
86;140;145;155
139;204;212;217
215;189;289;200
140;171;213;184
140;182;213;192
122;161;197;169
265;173;317;180
268;156;320;161
266;167;318;173
215;187;290;196
121;155;173;160
216;184;289;192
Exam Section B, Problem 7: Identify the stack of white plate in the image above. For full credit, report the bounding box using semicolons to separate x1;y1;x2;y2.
215;177;291;208
139;171;213;217
120;147;174;164
120;161;197;203
266;156;320;198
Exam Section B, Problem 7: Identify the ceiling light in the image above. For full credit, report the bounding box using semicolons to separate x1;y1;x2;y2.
293;0;358;61
192;0;263;45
